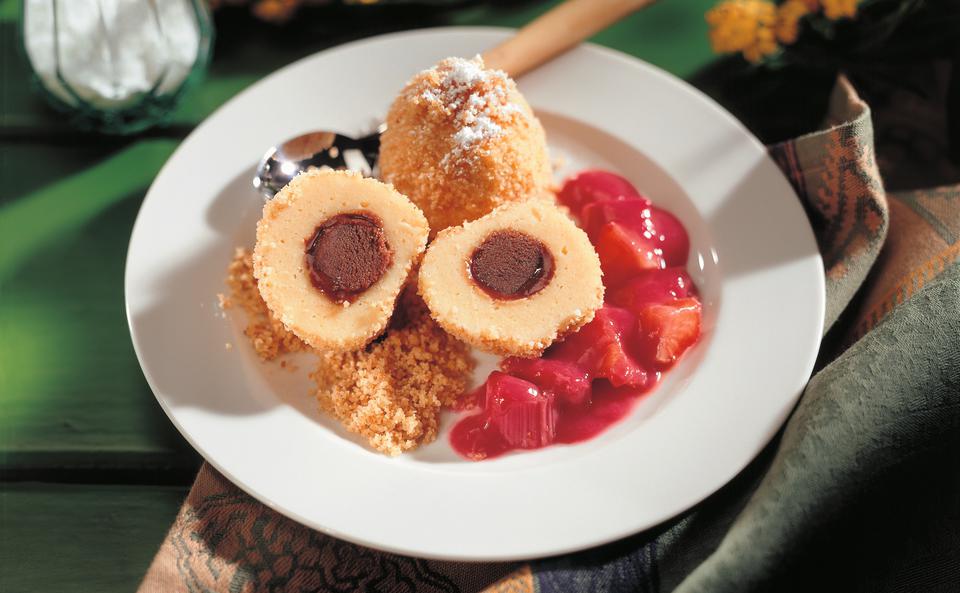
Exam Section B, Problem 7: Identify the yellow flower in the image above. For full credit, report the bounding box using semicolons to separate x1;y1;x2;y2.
776;0;812;44
822;0;859;19
252;0;301;22
706;0;779;63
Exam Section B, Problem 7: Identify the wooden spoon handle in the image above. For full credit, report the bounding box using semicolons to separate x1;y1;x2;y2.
482;0;658;78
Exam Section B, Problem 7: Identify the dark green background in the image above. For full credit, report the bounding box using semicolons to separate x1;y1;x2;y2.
0;1;716;590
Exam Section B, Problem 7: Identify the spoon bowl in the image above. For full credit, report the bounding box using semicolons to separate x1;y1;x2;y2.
252;127;383;200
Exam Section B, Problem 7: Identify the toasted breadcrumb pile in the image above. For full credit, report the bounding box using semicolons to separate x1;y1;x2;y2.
225;249;474;455
225;247;307;360
310;289;475;456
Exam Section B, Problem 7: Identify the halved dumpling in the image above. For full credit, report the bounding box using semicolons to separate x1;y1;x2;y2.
418;199;604;357
253;169;429;351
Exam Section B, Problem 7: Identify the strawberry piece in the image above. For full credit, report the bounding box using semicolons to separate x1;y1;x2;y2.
638;298;702;367
557;170;643;217
581;198;654;240
501;357;592;406
609;267;695;312
549;307;648;388
485;372;557;449
645;207;690;267
594;221;666;288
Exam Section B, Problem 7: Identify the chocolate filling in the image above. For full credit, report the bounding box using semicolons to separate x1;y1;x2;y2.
469;230;554;300
305;212;393;303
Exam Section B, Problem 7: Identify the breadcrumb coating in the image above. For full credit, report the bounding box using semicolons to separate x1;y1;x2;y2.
379;56;552;235
225;247;307;360
311;289;476;456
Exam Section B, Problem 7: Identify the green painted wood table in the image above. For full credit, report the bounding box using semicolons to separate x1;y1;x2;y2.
0;1;716;590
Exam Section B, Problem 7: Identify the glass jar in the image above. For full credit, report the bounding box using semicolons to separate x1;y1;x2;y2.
20;0;214;134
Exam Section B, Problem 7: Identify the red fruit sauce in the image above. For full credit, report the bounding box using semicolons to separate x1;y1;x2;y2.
450;170;703;460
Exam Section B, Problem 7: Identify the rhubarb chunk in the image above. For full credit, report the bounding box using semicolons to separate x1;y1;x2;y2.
501;357;592;406
485;372;558;449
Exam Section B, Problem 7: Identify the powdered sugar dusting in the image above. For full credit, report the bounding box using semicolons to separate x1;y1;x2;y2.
453;115;501;146
445;58;486;85
415;56;524;170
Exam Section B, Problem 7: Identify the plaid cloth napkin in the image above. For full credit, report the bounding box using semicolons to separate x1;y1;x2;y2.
139;65;960;593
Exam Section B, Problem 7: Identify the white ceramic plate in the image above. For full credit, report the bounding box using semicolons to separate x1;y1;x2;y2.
126;28;824;561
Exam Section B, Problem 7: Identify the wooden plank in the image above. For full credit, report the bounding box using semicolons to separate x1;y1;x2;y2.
0;141;199;475
0;482;187;593
0;0;16;20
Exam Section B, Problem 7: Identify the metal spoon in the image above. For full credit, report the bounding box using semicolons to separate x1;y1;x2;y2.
252;0;656;200
252;126;383;201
